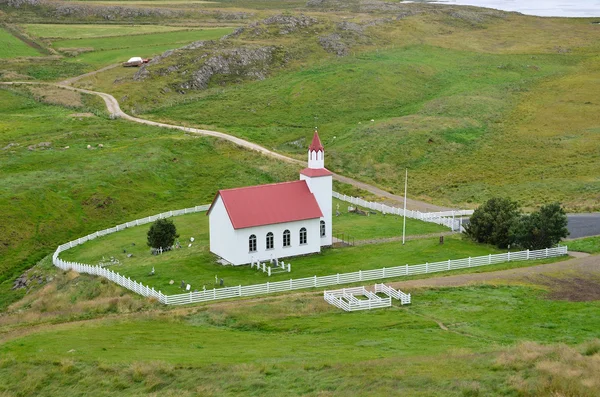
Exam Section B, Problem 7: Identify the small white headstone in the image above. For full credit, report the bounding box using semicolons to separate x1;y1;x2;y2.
190;237;195;242
186;284;191;291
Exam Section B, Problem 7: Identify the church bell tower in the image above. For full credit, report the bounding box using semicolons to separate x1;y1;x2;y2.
300;130;333;246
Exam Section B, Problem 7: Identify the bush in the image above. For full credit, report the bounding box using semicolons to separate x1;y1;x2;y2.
147;219;179;249
464;197;521;248
511;203;569;250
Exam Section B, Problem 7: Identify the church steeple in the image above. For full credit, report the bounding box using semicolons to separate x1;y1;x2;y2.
308;130;325;169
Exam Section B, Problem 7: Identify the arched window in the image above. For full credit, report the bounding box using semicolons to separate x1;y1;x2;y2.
283;230;291;247
266;232;274;250
299;227;307;245
320;220;326;237
249;234;257;252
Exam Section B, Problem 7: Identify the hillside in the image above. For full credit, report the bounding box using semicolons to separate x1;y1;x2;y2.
72;6;600;211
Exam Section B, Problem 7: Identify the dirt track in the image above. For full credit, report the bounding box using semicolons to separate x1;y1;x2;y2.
1;81;450;212
388;253;599;291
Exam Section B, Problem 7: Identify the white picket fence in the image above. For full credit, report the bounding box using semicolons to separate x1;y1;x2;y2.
53;234;567;305
324;286;392;311
333;191;473;231
375;283;411;305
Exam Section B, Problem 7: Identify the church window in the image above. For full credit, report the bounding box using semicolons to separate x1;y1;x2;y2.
320;221;326;237
300;227;307;245
266;232;274;250
249;234;257;252
283;230;291;247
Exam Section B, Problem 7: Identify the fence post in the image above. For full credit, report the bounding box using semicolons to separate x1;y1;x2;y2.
337;273;340;284
314;275;317;287
238;285;242;297
488;254;491;264
468;257;471;267
405;264;408;275
545;248;548;257
383;267;386;278
359;270;362;281
448;259;451;271
508;251;511;262
426;263;428;273
267;282;270;293
527;249;530;260
190;291;192;303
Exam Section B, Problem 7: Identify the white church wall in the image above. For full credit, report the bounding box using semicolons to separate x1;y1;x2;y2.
233;218;321;266
208;196;237;263
300;174;333;246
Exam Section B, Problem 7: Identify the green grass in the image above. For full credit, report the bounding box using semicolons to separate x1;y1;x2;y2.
22;24;204;39
53;28;233;66
0;87;298;306
139;42;600;211
59;206;499;293
1;281;599;395
0;28;42;59
568;236;600;254
332;198;448;240
68;12;597;212
53;28;232;52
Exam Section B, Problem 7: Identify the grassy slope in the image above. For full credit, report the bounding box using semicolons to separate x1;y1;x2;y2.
1;280;599;395
0;27;42;58
81;13;598;211
0;87;297;306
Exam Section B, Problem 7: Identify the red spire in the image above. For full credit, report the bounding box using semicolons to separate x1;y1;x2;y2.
309;130;324;152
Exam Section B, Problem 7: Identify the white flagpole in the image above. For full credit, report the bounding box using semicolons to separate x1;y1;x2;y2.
402;168;408;245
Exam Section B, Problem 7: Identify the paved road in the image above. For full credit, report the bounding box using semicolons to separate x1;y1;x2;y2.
566;213;600;239
1;81;450;212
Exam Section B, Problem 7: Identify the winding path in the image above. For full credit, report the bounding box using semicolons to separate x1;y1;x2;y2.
2;81;450;212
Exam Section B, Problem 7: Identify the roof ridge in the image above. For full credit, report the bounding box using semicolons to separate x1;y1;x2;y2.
219;179;306;194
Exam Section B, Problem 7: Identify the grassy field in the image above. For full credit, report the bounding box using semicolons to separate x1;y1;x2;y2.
50;28;234;66
0;86;298;308
0;27;42;59
59;204;491;293
1;271;599;395
21;24;203;39
568;236;600;254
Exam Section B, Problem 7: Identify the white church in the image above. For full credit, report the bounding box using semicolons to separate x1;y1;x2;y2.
207;131;332;266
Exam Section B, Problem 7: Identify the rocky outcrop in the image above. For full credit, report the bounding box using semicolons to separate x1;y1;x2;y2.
184;46;277;90
262;14;318;34
319;34;347;56
134;43;282;91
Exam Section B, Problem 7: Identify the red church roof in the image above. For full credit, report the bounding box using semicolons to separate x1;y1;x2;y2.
300;168;332;177
309;130;324;152
207;180;323;229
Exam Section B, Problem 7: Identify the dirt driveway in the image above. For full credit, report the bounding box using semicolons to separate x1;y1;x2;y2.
389;253;600;293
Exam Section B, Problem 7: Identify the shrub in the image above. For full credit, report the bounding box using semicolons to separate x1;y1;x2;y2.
147;219;179;249
511;203;569;250
464;197;521;248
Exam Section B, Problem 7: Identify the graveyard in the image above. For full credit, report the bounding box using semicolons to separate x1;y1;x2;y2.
59;199;497;294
